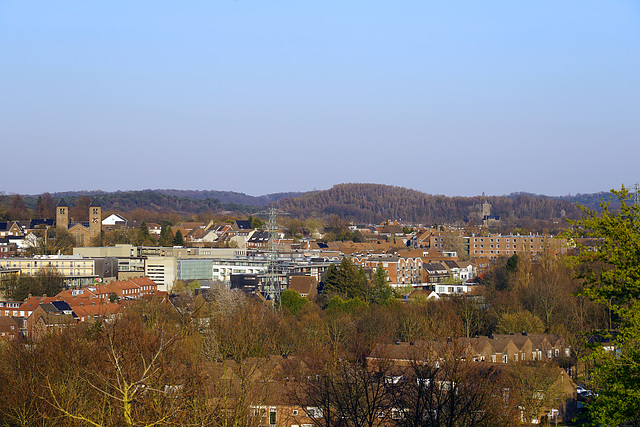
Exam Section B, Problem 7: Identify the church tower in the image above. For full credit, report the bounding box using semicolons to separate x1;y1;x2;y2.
482;201;491;218
56;198;69;230
89;200;102;241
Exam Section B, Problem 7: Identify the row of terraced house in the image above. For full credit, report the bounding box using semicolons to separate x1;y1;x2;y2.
0;277;163;340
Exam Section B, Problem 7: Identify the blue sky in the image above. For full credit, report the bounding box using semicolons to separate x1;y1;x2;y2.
2;1;639;197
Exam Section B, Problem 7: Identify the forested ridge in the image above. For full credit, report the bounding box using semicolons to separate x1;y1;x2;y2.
15;189;300;215
274;183;583;224
5;184;613;224
14;191;244;216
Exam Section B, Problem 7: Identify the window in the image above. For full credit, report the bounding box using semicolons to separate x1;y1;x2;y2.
503;354;508;363
391;409;404;420
306;407;323;418
269;409;276;425
292;410;298;416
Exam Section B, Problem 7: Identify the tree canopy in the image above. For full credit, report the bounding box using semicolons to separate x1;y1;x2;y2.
565;187;640;425
322;258;369;302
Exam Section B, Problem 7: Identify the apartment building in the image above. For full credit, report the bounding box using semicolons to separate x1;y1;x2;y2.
469;234;567;258
0;255;117;287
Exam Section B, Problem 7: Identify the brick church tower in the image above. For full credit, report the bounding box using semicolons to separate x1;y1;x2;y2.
56;198;69;230
89;200;102;241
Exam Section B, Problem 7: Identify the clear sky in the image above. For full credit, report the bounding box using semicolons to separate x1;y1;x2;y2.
2;1;639;197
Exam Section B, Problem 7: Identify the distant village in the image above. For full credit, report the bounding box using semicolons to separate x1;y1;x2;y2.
0;197;569;313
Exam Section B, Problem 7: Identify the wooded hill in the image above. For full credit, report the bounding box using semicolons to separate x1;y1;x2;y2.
274;183;584;225
17;189;300;216
9;184;617;225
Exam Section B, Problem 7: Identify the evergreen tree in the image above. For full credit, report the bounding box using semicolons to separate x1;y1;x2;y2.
322;257;369;301
158;222;173;247
136;220;152;246
173;229;184;246
371;262;392;303
280;289;309;315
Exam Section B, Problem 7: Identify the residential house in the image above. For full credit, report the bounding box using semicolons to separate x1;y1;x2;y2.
287;276;318;299
146;222;162;236
421;263;451;287
0;238;18;257
0;300;22;317
0;221;24;238
352;256;423;287
28;300;77;339
0;316;20;341
247;230;270;249
101;213;128;231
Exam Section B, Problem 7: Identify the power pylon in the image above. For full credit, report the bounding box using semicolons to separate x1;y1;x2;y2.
255;206;289;304
631;182;640;206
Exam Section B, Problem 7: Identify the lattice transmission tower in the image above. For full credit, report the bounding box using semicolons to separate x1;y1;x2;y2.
631;182;640;206
255;206;289;304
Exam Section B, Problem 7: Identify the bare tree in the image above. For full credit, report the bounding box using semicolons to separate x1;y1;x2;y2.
389;340;517;427
507;361;565;426
291;356;395;427
42;300;212;426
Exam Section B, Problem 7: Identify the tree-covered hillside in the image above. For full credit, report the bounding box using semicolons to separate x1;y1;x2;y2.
274;183;582;224
17;191;246;216
4;184;616;226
